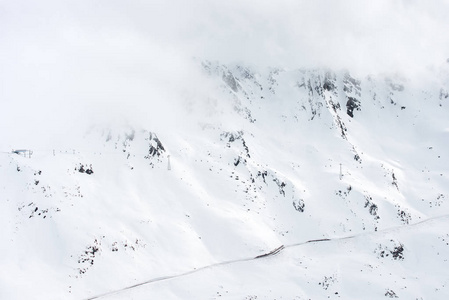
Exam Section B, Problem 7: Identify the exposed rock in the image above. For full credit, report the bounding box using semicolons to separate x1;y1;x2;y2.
323;71;337;94
223;70;240;92
145;132;165;158
346;97;361;118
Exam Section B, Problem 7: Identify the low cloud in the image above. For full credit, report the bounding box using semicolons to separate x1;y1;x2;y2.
1;0;448;147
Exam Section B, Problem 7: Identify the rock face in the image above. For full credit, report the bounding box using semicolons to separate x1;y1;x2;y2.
346;97;361;117
145;132;165;158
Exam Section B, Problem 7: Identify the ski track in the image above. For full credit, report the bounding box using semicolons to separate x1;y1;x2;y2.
84;214;449;300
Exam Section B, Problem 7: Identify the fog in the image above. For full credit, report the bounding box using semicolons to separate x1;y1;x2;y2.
1;0;449;148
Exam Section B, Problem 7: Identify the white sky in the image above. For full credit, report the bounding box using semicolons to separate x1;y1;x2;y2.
1;0;449;148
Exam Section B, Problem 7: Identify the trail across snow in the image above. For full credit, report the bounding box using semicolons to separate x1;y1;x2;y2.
85;214;449;300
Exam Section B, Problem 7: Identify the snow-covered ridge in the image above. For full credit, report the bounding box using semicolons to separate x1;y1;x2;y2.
1;62;449;299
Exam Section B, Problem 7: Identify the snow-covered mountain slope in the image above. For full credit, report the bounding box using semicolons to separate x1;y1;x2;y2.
1;62;449;299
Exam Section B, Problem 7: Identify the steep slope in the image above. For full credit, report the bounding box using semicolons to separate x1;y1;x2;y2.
1;62;449;299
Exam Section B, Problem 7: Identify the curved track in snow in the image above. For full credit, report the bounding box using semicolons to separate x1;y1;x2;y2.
84;214;449;300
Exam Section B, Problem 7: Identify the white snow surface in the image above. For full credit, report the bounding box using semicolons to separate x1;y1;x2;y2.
1;63;449;299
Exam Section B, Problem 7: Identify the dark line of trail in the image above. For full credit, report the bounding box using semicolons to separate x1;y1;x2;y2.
85;214;449;300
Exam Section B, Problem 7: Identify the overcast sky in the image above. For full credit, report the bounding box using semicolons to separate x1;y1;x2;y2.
1;0;449;148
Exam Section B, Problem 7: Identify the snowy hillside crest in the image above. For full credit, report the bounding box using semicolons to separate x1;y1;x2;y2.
1;61;449;299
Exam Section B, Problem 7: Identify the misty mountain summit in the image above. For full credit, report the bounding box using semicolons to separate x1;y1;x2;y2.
2;60;449;299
